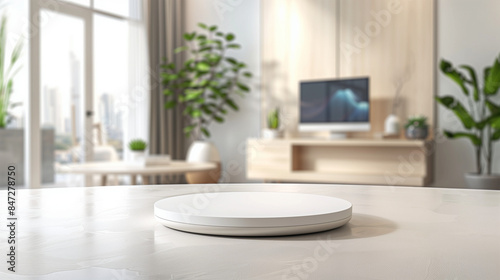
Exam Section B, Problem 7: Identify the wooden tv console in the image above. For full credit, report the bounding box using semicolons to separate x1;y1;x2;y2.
246;138;433;186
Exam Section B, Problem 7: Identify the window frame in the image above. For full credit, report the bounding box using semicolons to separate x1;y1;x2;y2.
27;0;145;187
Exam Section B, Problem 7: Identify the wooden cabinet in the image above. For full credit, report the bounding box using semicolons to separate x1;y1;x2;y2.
247;138;433;186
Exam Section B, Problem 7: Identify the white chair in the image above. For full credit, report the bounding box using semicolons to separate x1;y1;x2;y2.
68;105;120;185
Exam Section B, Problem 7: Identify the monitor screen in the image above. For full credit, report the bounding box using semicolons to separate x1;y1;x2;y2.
300;77;369;124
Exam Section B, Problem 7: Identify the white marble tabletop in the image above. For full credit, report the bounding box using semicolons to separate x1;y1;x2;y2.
0;184;499;279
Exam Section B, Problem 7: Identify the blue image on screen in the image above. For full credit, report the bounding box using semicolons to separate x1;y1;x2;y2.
300;78;369;123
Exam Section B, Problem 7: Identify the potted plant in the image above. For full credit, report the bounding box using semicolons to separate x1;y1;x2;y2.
161;23;253;183
404;115;428;140
128;139;147;162
436;55;500;189
262;107;282;139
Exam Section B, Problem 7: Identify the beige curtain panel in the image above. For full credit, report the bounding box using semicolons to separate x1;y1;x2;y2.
148;0;188;183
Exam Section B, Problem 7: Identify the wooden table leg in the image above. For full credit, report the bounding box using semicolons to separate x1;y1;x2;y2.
101;175;107;186
141;175;150;185
130;175;137;185
84;175;93;187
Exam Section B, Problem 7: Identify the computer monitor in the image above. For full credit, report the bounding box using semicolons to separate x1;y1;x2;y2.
299;77;370;138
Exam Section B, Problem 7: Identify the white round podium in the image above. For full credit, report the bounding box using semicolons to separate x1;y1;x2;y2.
154;192;352;236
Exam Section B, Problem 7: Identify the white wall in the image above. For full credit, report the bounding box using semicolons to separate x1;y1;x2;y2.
182;0;500;186
435;0;500;187
183;0;261;182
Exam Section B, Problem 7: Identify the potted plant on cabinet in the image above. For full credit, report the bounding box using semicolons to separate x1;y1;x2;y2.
404;115;429;140
262;107;282;139
161;23;253;183
436;55;500;189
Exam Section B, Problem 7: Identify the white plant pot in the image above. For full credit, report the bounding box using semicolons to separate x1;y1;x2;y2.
186;141;221;184
130;151;146;163
384;114;400;135
464;173;500;190
262;128;282;139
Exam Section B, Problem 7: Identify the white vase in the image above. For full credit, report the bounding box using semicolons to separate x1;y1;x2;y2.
384;114;400;136
185;141;221;184
262;128;282;139
130;151;146;162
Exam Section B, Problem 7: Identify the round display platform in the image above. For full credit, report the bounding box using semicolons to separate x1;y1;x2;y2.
154;192;352;236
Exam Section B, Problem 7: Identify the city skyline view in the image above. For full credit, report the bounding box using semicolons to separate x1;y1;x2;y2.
39;9;130;164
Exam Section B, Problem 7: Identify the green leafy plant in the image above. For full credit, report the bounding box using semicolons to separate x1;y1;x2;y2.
128;139;147;151
404;115;428;129
161;23;252;139
0;13;23;128
436;55;500;175
267;108;280;130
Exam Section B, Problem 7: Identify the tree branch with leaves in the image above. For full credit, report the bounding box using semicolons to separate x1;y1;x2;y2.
161;23;253;140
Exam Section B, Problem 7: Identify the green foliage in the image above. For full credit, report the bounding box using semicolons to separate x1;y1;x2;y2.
404;115;428;129
0;13;23;128
161;23;253;139
484;58;500;95
443;131;481;146
435;96;475;129
267;108;280;129
436;54;500;174
128;139;147;151
440;59;469;96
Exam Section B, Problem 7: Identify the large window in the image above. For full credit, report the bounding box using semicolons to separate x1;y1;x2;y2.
40;10;85;165
93;14;129;159
34;0;149;187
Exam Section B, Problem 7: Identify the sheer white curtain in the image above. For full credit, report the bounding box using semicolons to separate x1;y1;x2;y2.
123;5;150;161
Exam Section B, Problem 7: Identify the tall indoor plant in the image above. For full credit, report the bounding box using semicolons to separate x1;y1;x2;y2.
436;55;500;189
0;12;23;128
161;23;253;183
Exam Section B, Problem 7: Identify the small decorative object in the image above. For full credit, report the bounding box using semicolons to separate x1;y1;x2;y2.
161;23;253;183
384;114;400;136
144;154;171;166
128;139;147;163
384;63;412;137
436;55;500;189
262;107;282;139
0;13;23;128
404;115;429;140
